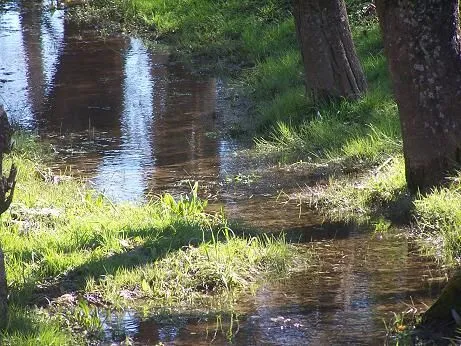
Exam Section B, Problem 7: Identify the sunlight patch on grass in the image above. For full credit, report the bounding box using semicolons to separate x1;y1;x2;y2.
414;179;461;264
318;156;407;222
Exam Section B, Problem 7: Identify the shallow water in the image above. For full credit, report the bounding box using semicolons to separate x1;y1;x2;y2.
101;231;445;345
0;1;446;344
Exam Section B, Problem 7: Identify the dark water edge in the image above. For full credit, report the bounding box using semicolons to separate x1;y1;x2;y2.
0;1;448;345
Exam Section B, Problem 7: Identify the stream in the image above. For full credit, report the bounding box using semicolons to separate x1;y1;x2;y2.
0;1;447;344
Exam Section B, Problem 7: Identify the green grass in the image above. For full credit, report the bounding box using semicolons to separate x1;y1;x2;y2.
88;231;296;308
317;156;408;222
73;0;294;61
252;22;400;163
1;305;76;346
0;135;308;344
414;181;461;265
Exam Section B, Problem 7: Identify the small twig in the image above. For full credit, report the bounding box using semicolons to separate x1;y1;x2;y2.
374;157;393;175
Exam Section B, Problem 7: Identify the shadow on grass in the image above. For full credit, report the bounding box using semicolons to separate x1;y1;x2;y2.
10;219;214;307
366;188;414;225
11;217;283;308
1;303;69;345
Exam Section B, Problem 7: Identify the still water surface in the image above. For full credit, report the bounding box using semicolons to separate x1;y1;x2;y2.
0;1;446;344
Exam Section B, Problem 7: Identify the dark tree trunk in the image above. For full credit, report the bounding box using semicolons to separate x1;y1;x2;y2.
293;0;367;102
375;0;461;193
422;272;461;327
0;106;17;330
0;246;6;330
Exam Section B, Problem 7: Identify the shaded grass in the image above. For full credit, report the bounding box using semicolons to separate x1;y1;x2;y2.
0;134;308;344
1;304;77;346
318;156;461;266
73;0;295;63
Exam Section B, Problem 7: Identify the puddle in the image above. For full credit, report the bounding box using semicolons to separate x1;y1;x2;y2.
100;232;445;345
0;1;446;344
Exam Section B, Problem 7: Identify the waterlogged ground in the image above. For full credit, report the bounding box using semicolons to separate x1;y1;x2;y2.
0;1;447;344
101;232;446;345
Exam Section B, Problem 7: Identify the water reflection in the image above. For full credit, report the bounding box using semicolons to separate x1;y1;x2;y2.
0;2;33;126
1;0;238;202
2;0;244;204
0;1;64;127
42;20;126;133
146;57;221;196
93;38;154;201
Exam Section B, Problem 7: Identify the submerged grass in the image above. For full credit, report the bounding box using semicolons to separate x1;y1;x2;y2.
0;135;307;344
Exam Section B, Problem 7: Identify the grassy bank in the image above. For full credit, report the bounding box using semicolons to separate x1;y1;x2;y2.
318;157;461;265
1;135;307;345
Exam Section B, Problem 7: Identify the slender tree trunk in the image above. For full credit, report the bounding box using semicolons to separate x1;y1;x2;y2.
0;106;17;330
0;245;6;330
375;0;461;193
293;0;367;102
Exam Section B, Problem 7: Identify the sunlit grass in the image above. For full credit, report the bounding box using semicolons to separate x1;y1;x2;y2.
317;156;407;221
0;134;308;344
90;231;298;307
414;179;461;264
251;21;402;163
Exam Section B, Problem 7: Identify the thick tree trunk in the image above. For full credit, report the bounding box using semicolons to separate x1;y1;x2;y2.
293;0;367;102
375;0;461;193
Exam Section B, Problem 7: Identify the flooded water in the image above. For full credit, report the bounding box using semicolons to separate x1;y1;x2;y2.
101;232;445;345
0;1;447;345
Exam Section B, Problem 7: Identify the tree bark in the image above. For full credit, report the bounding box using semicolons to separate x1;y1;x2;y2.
0;106;17;330
375;0;461;193
293;0;367;102
422;271;461;327
0;245;6;330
